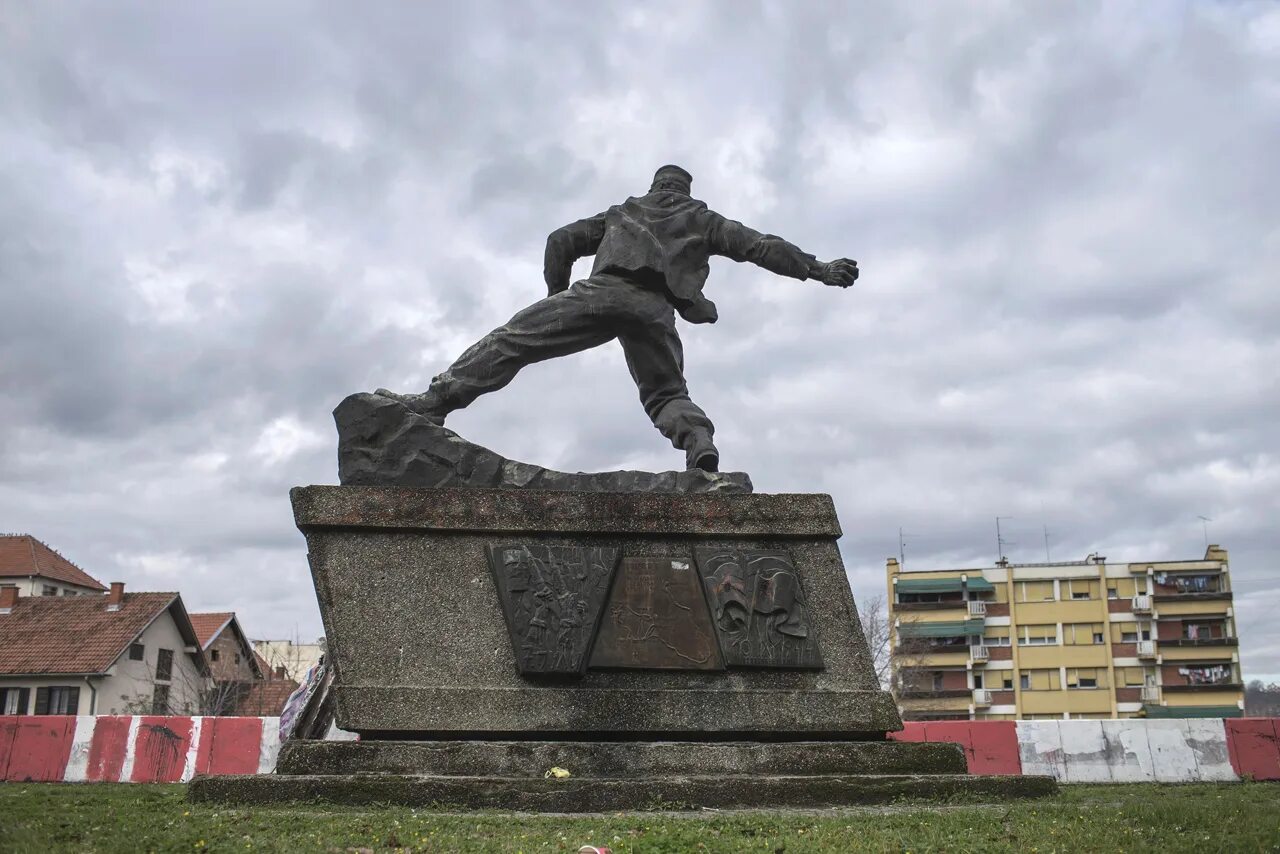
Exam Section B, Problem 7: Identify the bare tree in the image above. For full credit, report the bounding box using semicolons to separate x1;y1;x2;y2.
117;663;250;716
1245;680;1280;717
859;594;893;690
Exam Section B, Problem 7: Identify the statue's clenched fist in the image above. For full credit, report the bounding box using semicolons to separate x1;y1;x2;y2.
816;258;859;288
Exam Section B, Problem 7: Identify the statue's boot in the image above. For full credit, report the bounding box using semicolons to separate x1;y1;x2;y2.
686;435;720;473
373;388;450;427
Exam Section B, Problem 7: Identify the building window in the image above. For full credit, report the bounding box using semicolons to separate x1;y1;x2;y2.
1017;624;1058;645
1066;668;1107;689
151;684;170;714
1016;581;1055;603
1001;674;1014;690
1063;623;1105;645
128;643;145;661
973;673;984;689
61;588;76;596
1063;579;1100;600
155;648;174;682
1182;622;1224;640
34;686;80;714
1118;666;1147;686
1176;664;1234;686
0;687;30;715
234;653;241;664
982;627;1011;646
210;649;220;662
41;584;57;596
1019;669;1062;691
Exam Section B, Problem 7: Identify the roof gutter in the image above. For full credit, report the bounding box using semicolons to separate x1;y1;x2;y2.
82;676;98;714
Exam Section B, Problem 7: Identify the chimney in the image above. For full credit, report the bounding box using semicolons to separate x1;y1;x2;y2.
106;581;125;612
275;665;288;680
0;586;17;614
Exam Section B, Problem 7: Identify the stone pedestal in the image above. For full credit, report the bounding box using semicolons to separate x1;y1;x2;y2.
189;486;1053;809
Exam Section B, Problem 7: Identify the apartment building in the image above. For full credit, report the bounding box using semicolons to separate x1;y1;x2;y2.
886;545;1243;720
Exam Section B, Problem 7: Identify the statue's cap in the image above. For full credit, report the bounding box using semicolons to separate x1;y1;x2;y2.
652;164;692;188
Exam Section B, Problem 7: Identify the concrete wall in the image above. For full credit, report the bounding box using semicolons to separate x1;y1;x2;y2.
3;715;1278;783
888;718;1272;782
0;716;281;782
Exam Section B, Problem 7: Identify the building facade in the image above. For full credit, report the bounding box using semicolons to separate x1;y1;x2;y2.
887;545;1243;720
251;639;324;682
0;583;209;716
0;534;109;597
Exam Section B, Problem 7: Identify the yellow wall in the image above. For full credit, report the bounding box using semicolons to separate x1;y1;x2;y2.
1064;690;1114;714
899;695;971;712
900;607;969;622
1156;600;1231;616
1016;645;1109;668
1160;646;1237;662
1020;690;1069;715
1016;600;1107;623
908;651;971;667
1164;691;1241;707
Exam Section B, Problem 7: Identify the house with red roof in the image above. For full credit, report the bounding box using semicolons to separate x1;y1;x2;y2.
0;582;209;716
0;535;109;598
189;612;261;685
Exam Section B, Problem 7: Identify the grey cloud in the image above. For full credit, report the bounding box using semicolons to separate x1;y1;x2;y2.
2;2;1278;673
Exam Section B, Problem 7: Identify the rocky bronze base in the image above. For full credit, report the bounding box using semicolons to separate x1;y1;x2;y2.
189;739;1056;811
335;392;752;494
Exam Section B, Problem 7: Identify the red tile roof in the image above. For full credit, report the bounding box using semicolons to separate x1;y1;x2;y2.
0;535;108;591
236;674;300;717
0;592;185;675
188;612;235;649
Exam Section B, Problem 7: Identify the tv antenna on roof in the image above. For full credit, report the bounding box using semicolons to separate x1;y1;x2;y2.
1197;515;1212;550
995;516;1015;564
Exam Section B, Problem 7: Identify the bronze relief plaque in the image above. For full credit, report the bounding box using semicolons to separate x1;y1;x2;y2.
487;544;620;676
696;548;824;670
588;557;724;670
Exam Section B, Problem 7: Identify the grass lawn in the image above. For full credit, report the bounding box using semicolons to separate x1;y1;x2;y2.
1;782;1278;853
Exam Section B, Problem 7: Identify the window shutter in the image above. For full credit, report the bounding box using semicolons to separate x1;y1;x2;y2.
18;688;30;715
65;687;80;714
34;687;49;715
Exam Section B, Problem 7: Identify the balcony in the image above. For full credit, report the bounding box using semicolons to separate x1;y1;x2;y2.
1153;590;1233;603
1160;637;1238;648
1163;683;1244;693
973;689;993;707
1132;594;1152;613
898;688;971;699
895;599;968;612
967;600;987;617
1141;685;1160;702
970;644;989;663
1137;640;1157;659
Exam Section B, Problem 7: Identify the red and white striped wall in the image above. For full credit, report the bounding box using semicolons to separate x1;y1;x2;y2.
0;716;279;783
891;718;1280;782
2;715;1279;783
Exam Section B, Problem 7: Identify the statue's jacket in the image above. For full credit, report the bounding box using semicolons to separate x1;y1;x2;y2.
543;190;818;324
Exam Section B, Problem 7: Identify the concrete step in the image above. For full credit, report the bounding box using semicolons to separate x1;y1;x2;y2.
189;771;1056;811
276;738;969;778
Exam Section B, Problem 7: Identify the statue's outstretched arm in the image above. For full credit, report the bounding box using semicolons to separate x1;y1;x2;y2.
702;210;858;289
543;212;607;296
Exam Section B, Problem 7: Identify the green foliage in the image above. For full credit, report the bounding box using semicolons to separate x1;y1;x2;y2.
1;782;1278;853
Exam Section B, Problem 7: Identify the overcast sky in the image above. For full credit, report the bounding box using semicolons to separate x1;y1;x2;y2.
2;3;1278;677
